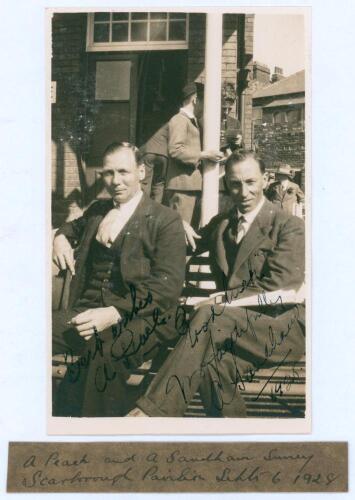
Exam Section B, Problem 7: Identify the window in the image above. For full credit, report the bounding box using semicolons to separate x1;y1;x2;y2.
87;12;189;51
273;111;286;124
286;108;301;124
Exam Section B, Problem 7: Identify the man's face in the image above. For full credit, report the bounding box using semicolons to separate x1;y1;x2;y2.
101;148;145;204
236;134;243;146
193;95;204;118
225;157;267;213
277;173;289;182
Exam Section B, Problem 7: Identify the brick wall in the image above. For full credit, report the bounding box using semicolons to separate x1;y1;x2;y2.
52;13;87;225
187;13;254;146
187;14;239;87
187;14;206;83
253;122;305;171
241;14;254;149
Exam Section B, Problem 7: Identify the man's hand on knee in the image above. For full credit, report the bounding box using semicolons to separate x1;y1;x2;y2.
69;307;121;340
53;234;76;275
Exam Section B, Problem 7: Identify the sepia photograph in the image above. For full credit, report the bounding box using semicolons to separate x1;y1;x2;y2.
50;7;309;432
4;0;355;494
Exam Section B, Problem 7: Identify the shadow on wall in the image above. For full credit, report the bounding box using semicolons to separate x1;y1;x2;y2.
51;135;105;228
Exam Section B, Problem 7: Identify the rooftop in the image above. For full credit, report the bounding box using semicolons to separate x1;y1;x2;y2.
253;69;305;99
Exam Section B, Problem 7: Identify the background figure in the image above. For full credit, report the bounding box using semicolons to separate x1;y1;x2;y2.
266;164;304;214
264;171;276;192
139;122;169;203
164;81;223;228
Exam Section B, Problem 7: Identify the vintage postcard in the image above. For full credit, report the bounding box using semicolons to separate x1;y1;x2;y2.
2;0;355;496
48;6;311;434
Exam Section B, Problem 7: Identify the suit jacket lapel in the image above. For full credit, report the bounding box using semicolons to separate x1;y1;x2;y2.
228;200;275;284
76;199;113;259
112;193;153;251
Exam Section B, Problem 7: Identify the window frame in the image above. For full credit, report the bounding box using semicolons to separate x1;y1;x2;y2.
86;12;189;51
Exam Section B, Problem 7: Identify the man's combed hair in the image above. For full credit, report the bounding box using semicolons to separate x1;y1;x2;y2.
225;150;265;174
103;141;143;166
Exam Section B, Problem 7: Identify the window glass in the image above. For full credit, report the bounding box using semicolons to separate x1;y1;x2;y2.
150;12;167;19
112;13;129;21
150;21;167;41
112;23;129;42
170;13;186;20
131;13;148;20
273;112;281;124
287;109;300;123
94;23;110;43
94;12;110;22
169;21;186;40
89;12;188;49
262;111;272;123
131;22;148;41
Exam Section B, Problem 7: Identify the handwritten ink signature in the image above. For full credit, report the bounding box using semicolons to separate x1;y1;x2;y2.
61;269;305;416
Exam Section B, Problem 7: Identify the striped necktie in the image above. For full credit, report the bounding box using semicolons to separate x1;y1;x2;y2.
236;215;248;244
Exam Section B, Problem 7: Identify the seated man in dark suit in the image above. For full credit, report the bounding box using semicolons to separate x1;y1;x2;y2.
130;150;305;417
52;142;186;417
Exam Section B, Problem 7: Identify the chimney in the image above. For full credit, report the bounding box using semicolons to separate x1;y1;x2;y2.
252;61;271;84
271;66;285;83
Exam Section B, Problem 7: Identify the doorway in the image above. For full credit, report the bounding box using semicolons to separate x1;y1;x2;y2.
136;50;187;146
82;50;187;200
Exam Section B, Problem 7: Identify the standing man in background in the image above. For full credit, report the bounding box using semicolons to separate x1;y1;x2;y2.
165;82;223;228
139;121;169;203
266;164;304;215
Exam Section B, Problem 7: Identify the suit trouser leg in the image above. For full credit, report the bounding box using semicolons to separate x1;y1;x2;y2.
53;310;162;417
198;351;248;417
164;190;201;227
137;304;305;417
145;154;168;204
52;308;88;355
137;305;238;417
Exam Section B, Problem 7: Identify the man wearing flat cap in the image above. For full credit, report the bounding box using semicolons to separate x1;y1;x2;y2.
165;81;223;228
266;164;304;215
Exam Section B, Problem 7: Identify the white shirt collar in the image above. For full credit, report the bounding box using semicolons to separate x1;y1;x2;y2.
113;189;143;211
180;106;196;120
237;196;265;226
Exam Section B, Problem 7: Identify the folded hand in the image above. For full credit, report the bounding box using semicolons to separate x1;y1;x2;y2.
69;307;121;340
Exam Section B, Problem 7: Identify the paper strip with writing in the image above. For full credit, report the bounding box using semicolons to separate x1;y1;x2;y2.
7;442;347;493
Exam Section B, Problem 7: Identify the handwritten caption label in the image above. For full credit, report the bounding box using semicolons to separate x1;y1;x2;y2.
7;442;347;492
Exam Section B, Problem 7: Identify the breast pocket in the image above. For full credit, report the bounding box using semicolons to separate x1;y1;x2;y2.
251;240;275;277
120;234;152;279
